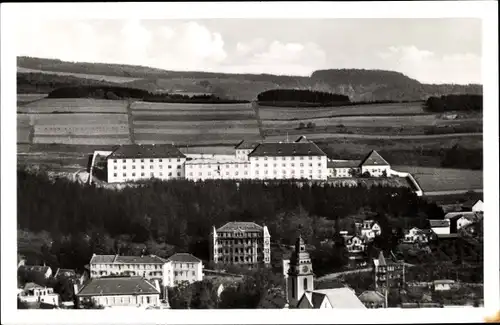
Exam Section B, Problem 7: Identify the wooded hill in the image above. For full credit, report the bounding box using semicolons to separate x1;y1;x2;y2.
17;56;483;101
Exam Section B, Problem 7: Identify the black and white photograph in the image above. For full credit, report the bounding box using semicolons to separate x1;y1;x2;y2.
1;1;499;324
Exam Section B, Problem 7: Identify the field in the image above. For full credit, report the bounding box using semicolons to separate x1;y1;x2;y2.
19;98;129;113
17;93;48;104
258;102;427;120
131;101;262;145
18;67;140;83
392;166;483;193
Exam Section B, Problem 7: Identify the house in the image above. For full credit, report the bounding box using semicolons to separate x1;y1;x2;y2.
89;253;203;288
247;141;328;180
372;252;405;290
403;227;430;244
234;140;261;160
210;222;271;266
356;220;382;240
327;160;360;178
461;199;483;212
444;212;481;232
359;150;391;177
18;282;60;306
54;268;77;279
343;235;366;253
21;265;53;279
358;290;386;308
164;253;204;287
433;279;455;291
429;219;451;235
185;157;251;181
286;235;365;309
106;144;187;183
74;276;161;308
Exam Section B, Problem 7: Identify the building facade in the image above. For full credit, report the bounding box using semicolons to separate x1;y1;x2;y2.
429;219;451;235
210;222;271;266
106;144;186;183
372;252;405;290
185;158;251;181
75;276;160;308
359;150;391;177
343;235;366;253
355;220;382;240
164;253;204;287
327;160;360;178
18;283;60;306
247;142;328;180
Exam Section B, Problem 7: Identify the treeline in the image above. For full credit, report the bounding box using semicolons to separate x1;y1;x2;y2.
424;94;483;112
17;169;444;269
440;144;483;170
47;86;249;103
257;89;350;104
17;73;117;94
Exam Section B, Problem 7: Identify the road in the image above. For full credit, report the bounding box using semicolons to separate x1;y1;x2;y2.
265;132;482;141
316;263;415;282
425;189;483;196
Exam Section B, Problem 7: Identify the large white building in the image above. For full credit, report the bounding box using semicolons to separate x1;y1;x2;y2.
89;253;203;288
106;144;186;183
185;157;251;181
210;222;271;266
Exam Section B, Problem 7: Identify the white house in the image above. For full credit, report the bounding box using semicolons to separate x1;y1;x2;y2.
403;227;430;244
163;253;204;287
462;199;484;213
359;150;391;177
343;235;366;253
433;280;455;291
75;276;161;308
247;142;328;181
106;144;186;183
356;220;382;240
18;282;60;306
234;140;261;160
429;219;451;235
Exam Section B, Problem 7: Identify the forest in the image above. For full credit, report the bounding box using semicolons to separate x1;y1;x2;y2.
17;168;445;271
47;86;249;103
257;89;350;104
424;94;483;112
17;73;117;94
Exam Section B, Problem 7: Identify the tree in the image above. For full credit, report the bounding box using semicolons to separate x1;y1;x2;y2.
298;122;305;129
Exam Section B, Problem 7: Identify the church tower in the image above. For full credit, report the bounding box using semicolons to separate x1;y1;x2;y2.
287;235;314;307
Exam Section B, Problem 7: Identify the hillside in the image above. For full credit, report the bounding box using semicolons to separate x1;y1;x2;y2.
17;57;482;101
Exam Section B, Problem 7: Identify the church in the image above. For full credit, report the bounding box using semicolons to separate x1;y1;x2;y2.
285;235;366;309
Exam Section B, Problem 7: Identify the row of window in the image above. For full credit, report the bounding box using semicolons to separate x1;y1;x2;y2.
112;158;182;163
92;264;162;270
113;172;182;178
255;169;321;175
188;171;248;177
255;162;322;168
217;233;261;239
174;270;196;277
114;165;182;170
252;156;320;161
186;164;249;169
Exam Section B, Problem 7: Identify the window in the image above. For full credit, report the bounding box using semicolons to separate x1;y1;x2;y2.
198;172;201;176
282;163;286;167
114;166;117;170
273;163;277;167
132;165;136;169
265;170;268;174
168;165;172;169
113;159;117;163
300;157;304;160
159;165;163;169
192;271;195;276
123;173;126;177
244;171;248;175
309;156;312;160
150;165;153;169
141;159;144;163
150;159;154;163
264;157;268;161
282;157;285;160
177;159;181;162
159;159;162;162
150;172;154;177
123;166;127;170
273;170;277;174
208;172;212;176
141;165;145;169
177;165;181;169
256;163;259;167
177;172;181;177
318;163;322;167
113;172;117;177
291;163;295;167
256;171;259;175
132;173;136;177
141;172;145;176
122;159;126;163
235;172;239;176
309;163;313;167
226;172;229;176
264;164;268;167
159;172;163;176
304;278;308;291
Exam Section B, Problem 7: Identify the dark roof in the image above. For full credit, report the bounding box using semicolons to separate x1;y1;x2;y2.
76;277;159;296
248;142;326;157
217;221;263;232
55;268;77;278
359;150;390;166
24;265;51;274
235;140;261;150
327;160;360;168
167;253;201;263
433;279;455;285
89;255;115;264
107;144;185;159
462;199;482;209
295;136;310;143
429;219;450;228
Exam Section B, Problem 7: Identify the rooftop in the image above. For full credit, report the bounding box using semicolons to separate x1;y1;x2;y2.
359;150;390;167
429;219;450;228
295;136;311;143
90;254;167;265
248;142;326;157
76;276;159;296
217;221;264;232
444;212;480;221
462;199;483;209
107;144;186;159
358;290;385;303
235;140;261;150
308;288;366;309
185;157;249;165
167;253;201;263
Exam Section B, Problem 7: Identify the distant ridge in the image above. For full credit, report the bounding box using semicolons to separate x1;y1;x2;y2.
17;56;483;101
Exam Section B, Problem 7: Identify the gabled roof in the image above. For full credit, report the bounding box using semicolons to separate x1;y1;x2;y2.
24;265;51;274
311;288;366;309
90;255;116;264
462;199;483;209
295;136;310;143
247;142;326;157
217;221;263;232
376;251;386;266
54;268;77;278
24;282;44;290
444;212;477;220
327;160;360;168
235;140;261;150
76;277;159;296
167;253;201;263
358;290;385;303
429;219;450;228
107;144;185;159
90;254;167;265
359;150;390;167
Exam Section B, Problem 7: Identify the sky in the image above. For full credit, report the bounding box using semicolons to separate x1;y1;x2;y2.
16;18;482;84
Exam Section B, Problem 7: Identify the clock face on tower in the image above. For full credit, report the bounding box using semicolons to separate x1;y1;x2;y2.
302;266;309;273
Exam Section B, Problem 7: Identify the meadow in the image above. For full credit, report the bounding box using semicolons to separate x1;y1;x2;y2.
131;101;262;145
392;166;483;193
19;98;129;113
17;93;48;105
258;102;427;120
